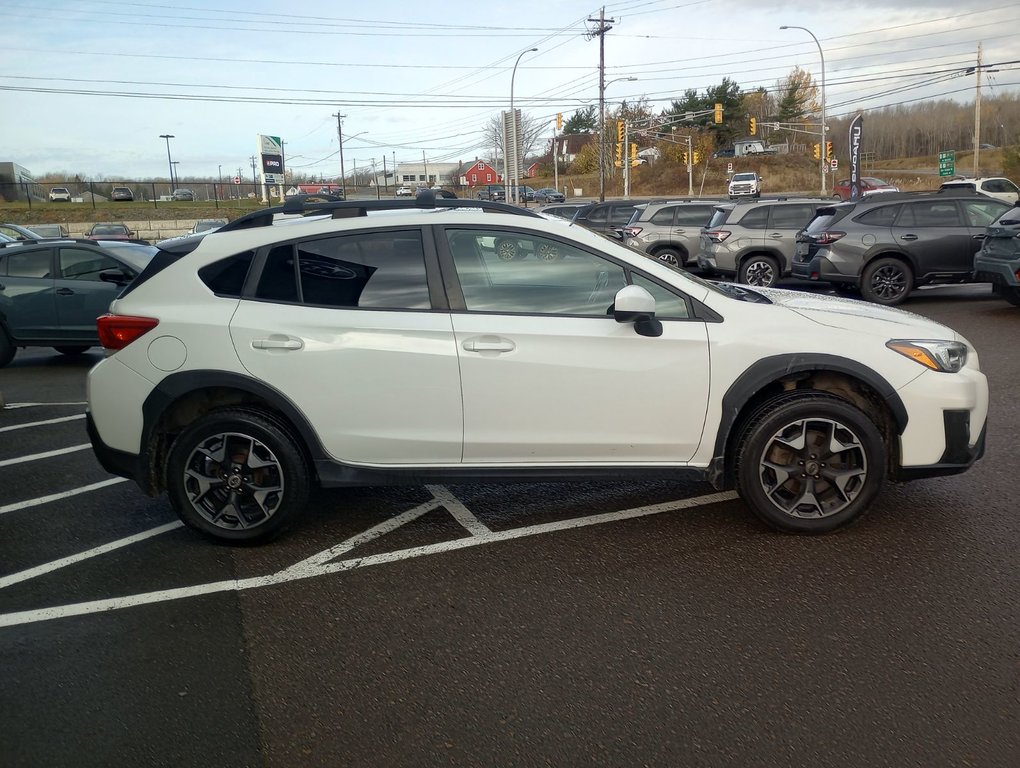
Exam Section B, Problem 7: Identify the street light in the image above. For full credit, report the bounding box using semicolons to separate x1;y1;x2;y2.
509;47;538;205
780;25;826;196
159;134;175;193
599;76;637;202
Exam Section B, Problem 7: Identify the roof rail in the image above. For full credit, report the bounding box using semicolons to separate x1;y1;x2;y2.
217;190;542;235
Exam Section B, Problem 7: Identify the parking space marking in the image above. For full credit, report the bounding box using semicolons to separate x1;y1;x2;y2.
0;443;91;468
426;484;491;536
0;414;85;433
0;522;183;589
0;477;129;516
4;402;87;409
0;487;739;629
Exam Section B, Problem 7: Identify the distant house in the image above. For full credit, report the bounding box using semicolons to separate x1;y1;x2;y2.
464;160;502;187
553;134;596;164
525;162;542;178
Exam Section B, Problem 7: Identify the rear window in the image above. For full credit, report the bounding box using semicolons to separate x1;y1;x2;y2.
649;206;676;225
199;250;255;297
675;206;714;226
706;207;731;228
856;204;900;226
804;206;852;234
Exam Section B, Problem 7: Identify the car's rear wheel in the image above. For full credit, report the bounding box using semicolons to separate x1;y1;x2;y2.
1000;286;1020;307
861;257;912;306
653;247;685;268
0;328;16;368
536;242;561;261
738;255;780;287
735;392;886;534
166;408;310;544
53;346;89;356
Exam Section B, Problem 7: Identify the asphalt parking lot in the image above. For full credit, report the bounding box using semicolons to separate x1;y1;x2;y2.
1;284;1018;767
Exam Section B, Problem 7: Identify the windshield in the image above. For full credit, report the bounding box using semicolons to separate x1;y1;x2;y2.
97;243;158;270
732;173;756;182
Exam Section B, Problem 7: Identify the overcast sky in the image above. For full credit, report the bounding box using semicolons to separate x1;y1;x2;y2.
1;0;1016;180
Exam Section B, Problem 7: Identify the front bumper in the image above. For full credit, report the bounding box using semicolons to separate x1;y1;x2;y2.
895;414;986;481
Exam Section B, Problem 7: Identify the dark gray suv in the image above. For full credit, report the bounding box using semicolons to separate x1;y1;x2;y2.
698;199;822;287
622;200;718;268
793;192;1010;305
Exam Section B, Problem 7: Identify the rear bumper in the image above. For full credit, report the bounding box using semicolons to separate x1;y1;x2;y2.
791;255;856;285
973;257;1019;289
86;410;143;486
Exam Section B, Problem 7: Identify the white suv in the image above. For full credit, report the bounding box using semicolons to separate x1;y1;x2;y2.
86;192;989;543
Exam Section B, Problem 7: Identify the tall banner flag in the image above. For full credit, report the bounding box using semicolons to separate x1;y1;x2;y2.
848;115;864;200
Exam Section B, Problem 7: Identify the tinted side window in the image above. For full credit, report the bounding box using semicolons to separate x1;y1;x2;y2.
585;206;608;224
609;205;638;226
447;229;627;316
856;204;900;227
296;231;430;310
6;249;51;278
675;206;714;226
962;200;1008;228
649;207;677;225
768;205;816;229
737;207;769;228
59;248;120;281
257;245;299;302
199;250;255;297
896;202;962;227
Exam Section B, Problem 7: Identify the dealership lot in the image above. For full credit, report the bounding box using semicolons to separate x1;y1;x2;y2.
2;286;1019;767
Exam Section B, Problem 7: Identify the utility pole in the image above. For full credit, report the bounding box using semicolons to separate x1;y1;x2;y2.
333;112;347;197
383;155;388;194
973;42;983;177
686;135;693;196
249;155;257;191
623;119;630;197
587;7;614;202
423;150;429;187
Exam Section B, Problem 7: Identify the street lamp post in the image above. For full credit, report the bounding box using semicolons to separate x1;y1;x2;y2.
599;77;637;202
159;134;175;194
780;25;826;197
509;48;538;205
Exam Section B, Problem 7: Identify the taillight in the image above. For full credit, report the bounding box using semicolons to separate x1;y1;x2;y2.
623;226;642;237
704;230;731;243
97;314;159;350
815;231;846;245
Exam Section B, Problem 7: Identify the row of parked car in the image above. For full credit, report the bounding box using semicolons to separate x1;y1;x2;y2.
47;186;197;202
535;182;1020;308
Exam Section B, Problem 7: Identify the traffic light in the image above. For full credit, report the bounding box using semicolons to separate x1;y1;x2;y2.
749;117;757;135
630;143;638;164
693;151;702;164
714;103;723;123
617;120;625;142
682;151;689;165
556;112;563;131
615;142;623;168
813;143;821;160
825;141;834;161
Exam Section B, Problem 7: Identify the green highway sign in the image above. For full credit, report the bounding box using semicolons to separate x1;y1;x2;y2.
938;150;955;177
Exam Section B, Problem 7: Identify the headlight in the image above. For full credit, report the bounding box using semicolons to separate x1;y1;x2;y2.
886;340;968;373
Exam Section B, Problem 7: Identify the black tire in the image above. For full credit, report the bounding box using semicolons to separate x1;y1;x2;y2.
0;328;15;368
494;238;519;261
735;392;886;534
653;247;685;268
1000;287;1020;307
166;408;310;544
53;346;90;356
861;257;912;306
738;254;780;287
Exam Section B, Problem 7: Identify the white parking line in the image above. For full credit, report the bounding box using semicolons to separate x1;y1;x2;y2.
0;477;129;516
0;489;739;629
0;443;91;468
3;402;87;409
0;414;85;433
0;522;183;589
427;484;492;535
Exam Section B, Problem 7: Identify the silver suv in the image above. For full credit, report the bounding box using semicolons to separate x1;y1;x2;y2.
622;200;718;268
698;199;821;287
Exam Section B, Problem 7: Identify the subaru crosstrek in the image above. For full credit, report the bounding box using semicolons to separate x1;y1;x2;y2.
87;192;989;543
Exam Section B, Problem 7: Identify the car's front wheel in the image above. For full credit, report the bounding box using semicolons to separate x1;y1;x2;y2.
861;257;912;305
495;238;520;261
735;392;886;534
0;328;16;368
166;408;310;543
1000;286;1020;307
738;255;780;287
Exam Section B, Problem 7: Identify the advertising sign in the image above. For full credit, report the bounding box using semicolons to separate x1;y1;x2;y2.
847;114;864;200
257;134;285;185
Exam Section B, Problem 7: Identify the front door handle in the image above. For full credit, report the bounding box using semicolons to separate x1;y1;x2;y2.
462;336;515;353
899;234;918;241
252;336;303;351
769;232;785;239
56;287;75;295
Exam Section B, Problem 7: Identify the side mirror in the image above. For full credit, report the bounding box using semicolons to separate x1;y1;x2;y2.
613;285;662;337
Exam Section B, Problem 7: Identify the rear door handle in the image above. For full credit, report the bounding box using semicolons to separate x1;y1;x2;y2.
769;232;785;239
56;287;75;295
900;234;918;241
252;336;303;351
462;336;515;353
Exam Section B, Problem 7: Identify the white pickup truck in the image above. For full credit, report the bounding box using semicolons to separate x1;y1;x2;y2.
728;172;762;199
